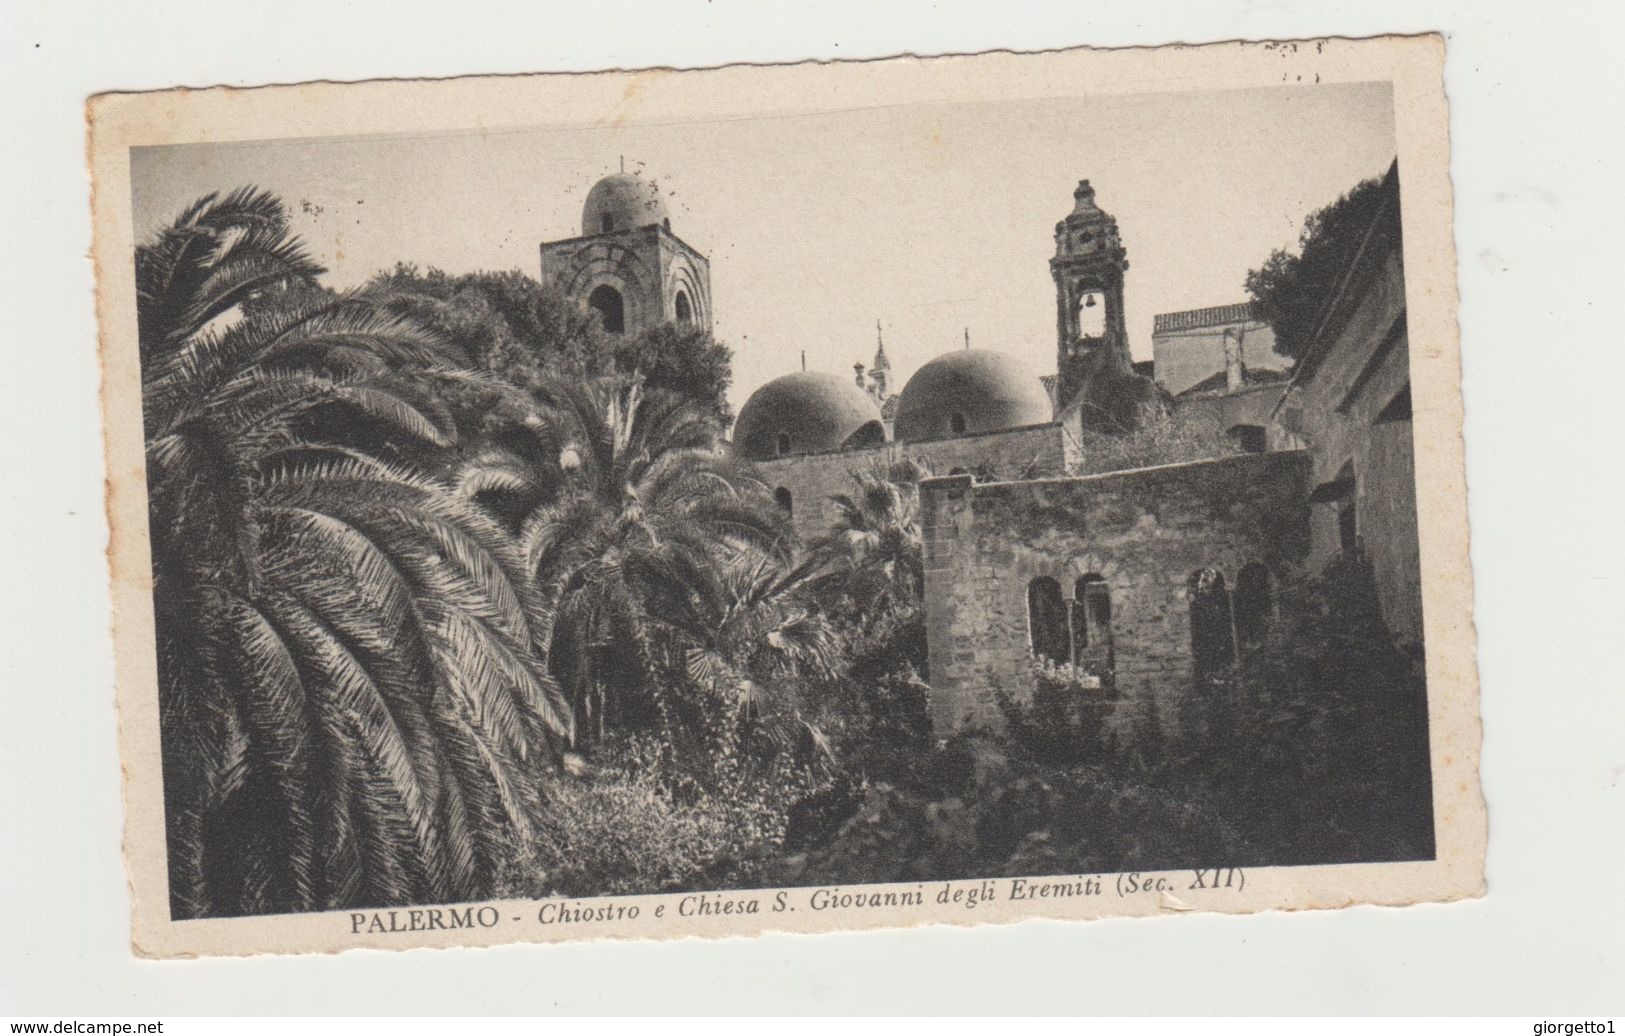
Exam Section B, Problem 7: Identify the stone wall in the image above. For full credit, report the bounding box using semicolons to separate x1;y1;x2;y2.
749;423;1068;544
1266;170;1421;644
1172;382;1288;443
918;451;1311;733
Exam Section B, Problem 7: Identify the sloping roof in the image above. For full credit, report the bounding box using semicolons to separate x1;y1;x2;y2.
1153;301;1259;335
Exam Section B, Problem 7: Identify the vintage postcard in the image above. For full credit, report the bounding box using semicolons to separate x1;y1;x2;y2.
89;37;1483;958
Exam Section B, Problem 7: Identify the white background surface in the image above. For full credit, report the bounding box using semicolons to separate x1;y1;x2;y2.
2;0;1621;1015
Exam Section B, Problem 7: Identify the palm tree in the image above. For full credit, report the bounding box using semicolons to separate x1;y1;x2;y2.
456;376;797;743
136;186;328;367
808;459;929;618
641;552;839;733
140;188;570;917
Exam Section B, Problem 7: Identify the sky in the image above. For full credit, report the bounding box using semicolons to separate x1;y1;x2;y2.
130;81;1396;416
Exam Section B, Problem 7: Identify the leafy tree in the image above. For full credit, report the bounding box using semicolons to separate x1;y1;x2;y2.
365;265;610;397
366;265;736;426
139;189;570;917
613;322;735;426
1245;177;1386;359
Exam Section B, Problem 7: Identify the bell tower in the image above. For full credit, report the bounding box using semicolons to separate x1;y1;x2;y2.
538;169;711;337
1049;179;1132;415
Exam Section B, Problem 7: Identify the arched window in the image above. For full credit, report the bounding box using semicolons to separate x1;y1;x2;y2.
1075;576;1112;647
600;214;615;233
776;432;792;456
674;290;693;326
1072;574;1115;690
1189;568;1235;689
1076;284;1106;340
1027;577;1070;665
1226;424;1267;454
1233;563;1274;648
773;487;793;515
950;412;967;435
588;284;625;333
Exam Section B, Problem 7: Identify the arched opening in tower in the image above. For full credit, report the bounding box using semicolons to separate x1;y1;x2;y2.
674;289;693;326
588;284;625;334
1076;284;1106;343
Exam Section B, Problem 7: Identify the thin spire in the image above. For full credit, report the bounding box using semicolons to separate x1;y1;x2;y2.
619;155;625;174
964;327;971;350
872;319;890;371
800;350;806;372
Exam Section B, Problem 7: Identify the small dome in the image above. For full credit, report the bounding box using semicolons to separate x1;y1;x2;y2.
893;348;1053;443
733;372;885;461
582;172;669;236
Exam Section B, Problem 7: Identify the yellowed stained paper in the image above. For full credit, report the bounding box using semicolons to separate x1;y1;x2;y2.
90;37;1483;958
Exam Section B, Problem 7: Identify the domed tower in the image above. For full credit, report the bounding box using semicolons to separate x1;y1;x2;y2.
1050;179;1132;415
538;169;711;337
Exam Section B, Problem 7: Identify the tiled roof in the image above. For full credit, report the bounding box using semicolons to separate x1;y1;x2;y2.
1153;301;1259;334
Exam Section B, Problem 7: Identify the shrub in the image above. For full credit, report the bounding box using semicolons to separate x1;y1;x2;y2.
1068;404;1240;477
526;718;839;898
1173;552;1434;863
995;656;1116;767
763;746;1253;889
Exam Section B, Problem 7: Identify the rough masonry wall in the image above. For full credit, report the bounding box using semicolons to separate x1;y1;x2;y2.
1268;244;1422;643
1171;383;1287;440
750;423;1067;544
919;451;1311;734
539;224;711;336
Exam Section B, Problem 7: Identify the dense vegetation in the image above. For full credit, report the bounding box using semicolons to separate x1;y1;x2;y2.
1244;176;1387;360
139;189;777;917
141;187;1429;918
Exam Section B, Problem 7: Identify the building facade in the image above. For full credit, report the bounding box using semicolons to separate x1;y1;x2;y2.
919;452;1311;732
620;158;1421;737
1151;301;1291;398
1265;163;1420;643
910;161;1418;732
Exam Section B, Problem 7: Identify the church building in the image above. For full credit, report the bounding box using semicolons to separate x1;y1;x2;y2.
541;164;1421;739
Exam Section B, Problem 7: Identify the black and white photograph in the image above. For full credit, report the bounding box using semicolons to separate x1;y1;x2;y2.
88;39;1484;957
